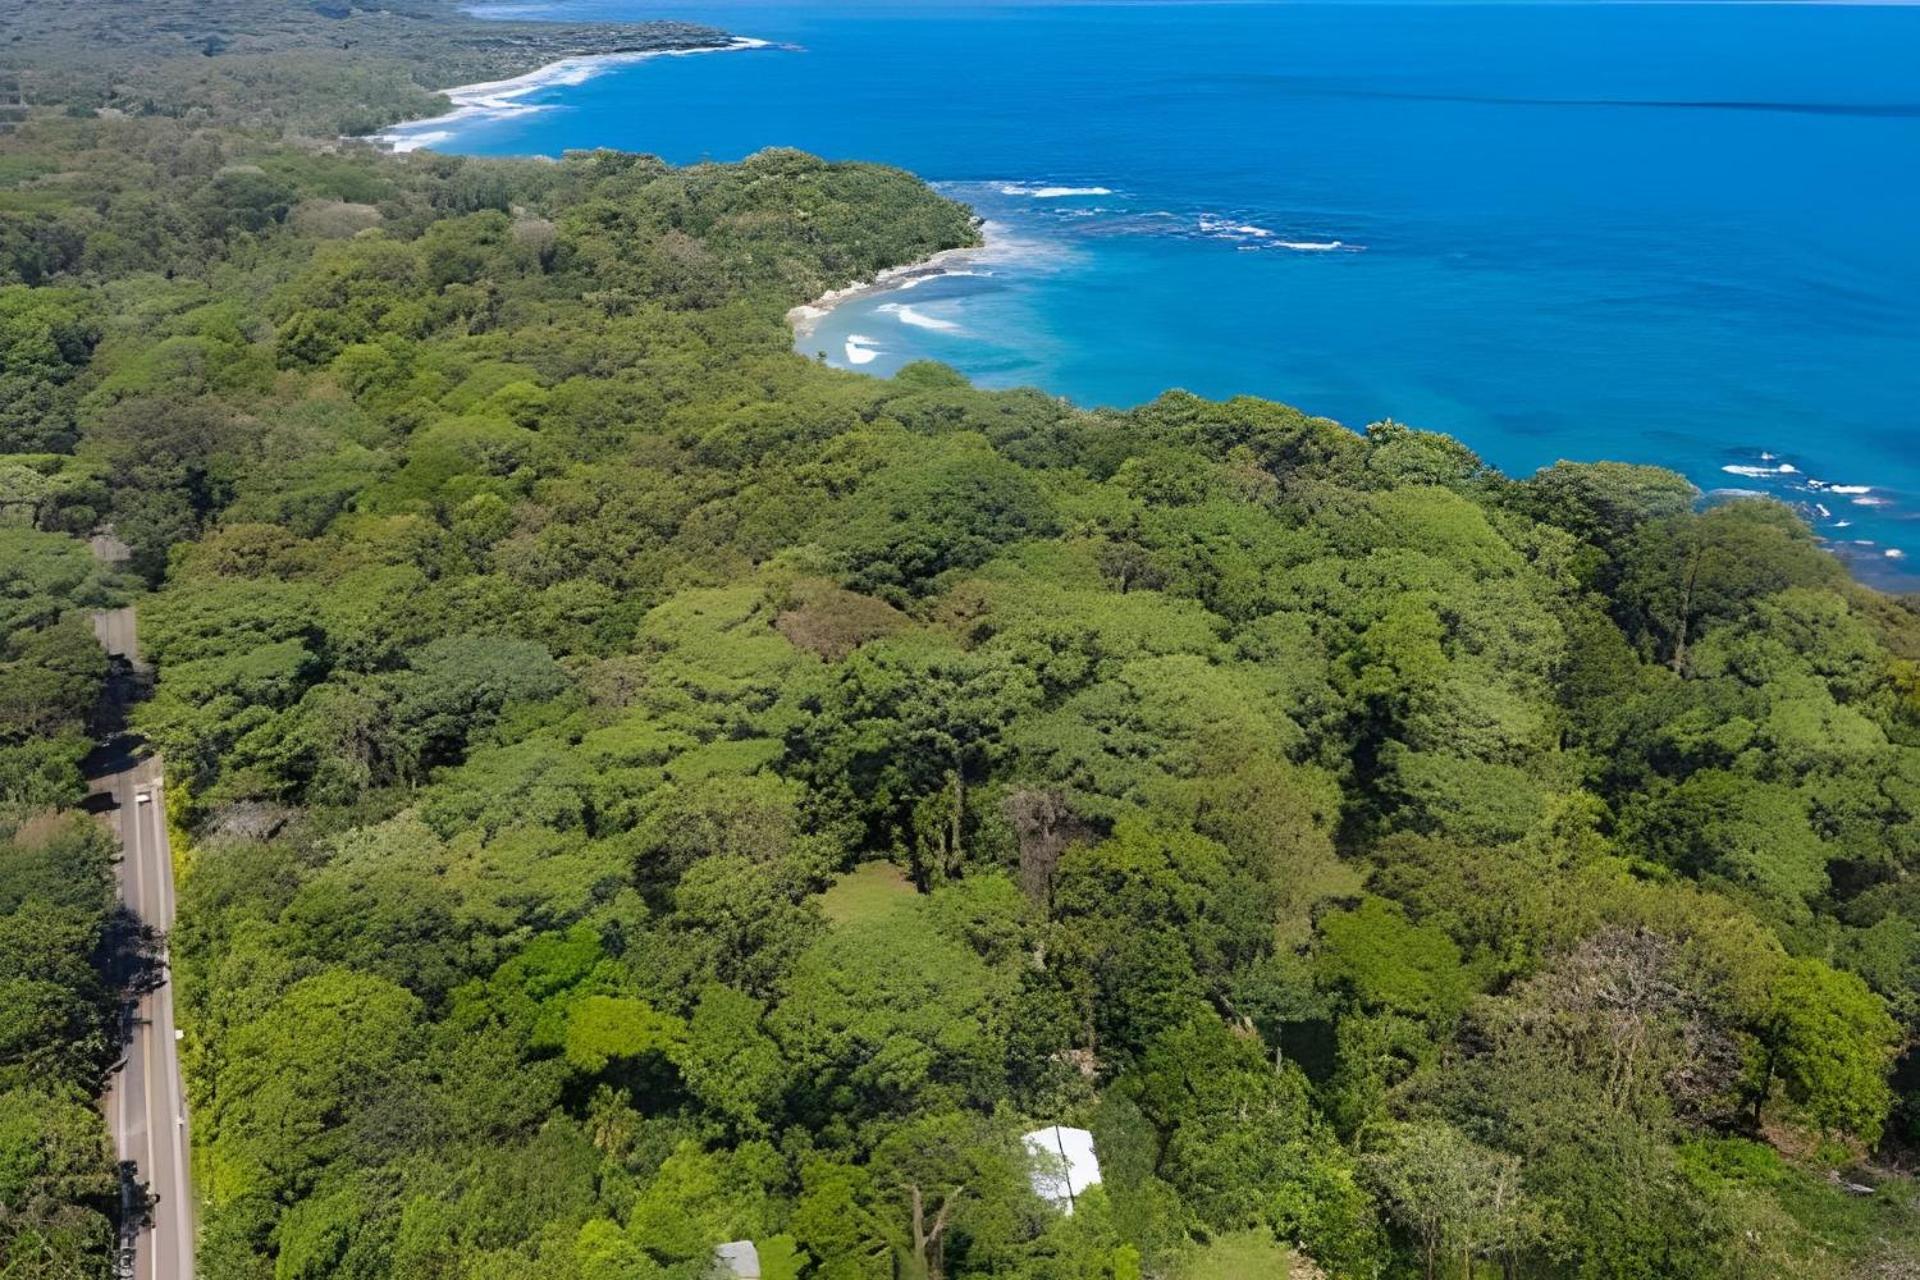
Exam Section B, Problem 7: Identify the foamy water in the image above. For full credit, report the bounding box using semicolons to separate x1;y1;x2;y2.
369;37;770;150
1001;184;1114;198
879;302;963;332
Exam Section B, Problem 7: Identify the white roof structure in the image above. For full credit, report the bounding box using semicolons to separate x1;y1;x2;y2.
713;1241;760;1279
1022;1125;1101;1213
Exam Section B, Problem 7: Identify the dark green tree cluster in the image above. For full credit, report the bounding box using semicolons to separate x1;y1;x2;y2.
0;526;121;814
3;88;1918;1280
0;813;122;1279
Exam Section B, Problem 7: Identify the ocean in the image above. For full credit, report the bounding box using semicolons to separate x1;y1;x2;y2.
385;2;1920;588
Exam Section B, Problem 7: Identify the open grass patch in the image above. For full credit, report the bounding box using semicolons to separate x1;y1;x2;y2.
817;859;917;927
1174;1230;1299;1279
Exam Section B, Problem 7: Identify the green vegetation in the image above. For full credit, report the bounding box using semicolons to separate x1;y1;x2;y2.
3;9;1920;1277
0;813;123;1278
0;0;728;136
1172;1230;1298;1280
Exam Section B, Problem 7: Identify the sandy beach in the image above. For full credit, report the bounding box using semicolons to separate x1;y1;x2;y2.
786;232;993;342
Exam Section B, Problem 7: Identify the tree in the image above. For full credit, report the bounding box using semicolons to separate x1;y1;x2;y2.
384;633;569;781
1620;771;1831;914
1615;502;1840;671
1757;957;1900;1144
676;984;788;1133
797;633;1040;880
1048;821;1267;1059
1362;1120;1536;1280
833;452;1057;601
1515;460;1698;571
1123;1018;1382;1276
868;1111;1033;1280
1315;896;1471;1029
771;907;1007;1120
79;395;255;580
212;969;426;1202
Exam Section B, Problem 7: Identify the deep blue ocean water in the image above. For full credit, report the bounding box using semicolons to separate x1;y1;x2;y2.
390;3;1920;587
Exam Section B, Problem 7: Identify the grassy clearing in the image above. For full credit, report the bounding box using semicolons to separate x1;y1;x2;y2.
817;860;918;927
1174;1230;1299;1279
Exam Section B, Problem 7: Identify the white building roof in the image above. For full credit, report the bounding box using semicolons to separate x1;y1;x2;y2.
1022;1125;1101;1213
713;1240;760;1279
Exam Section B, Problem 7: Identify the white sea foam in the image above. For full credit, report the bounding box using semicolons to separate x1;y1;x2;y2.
788;244;990;337
1721;463;1796;478
388;130;453;153
1853;496;1890;507
878;302;963;332
1888;549;1908;560
844;335;881;366
787;218;1069;349
891;269;992;293
1201;216;1275;239
367;37;770;149
1828;484;1872;495
1001;184;1114;198
1197;215;1356;252
1833;521;1853;528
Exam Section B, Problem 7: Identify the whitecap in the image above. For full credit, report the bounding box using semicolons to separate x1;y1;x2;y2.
1888;549;1908;560
1828;484;1872;495
878;302;963;333
844;335;881;366
387;130;452;153
368;37;771;149
1853;496;1890;507
894;270;992;292
1199;215;1273;238
1721;464;1790;478
1002;184;1114;198
1833;520;1853;528
1197;216;1356;252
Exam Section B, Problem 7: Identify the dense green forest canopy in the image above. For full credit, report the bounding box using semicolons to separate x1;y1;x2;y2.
3;13;1920;1277
0;0;728;136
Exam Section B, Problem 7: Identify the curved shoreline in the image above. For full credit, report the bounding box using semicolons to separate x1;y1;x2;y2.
787;227;994;342
369;36;772;152
344;22;1915;593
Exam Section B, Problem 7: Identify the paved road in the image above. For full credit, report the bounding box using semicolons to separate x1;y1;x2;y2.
93;606;138;662
90;607;196;1280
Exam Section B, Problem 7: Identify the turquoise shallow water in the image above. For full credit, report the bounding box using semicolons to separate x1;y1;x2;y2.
392;3;1920;587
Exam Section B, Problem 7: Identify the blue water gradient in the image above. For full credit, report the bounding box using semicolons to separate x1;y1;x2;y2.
393;3;1920;587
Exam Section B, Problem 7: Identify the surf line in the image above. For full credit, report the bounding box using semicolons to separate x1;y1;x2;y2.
787;229;995;346
367;36;773;151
